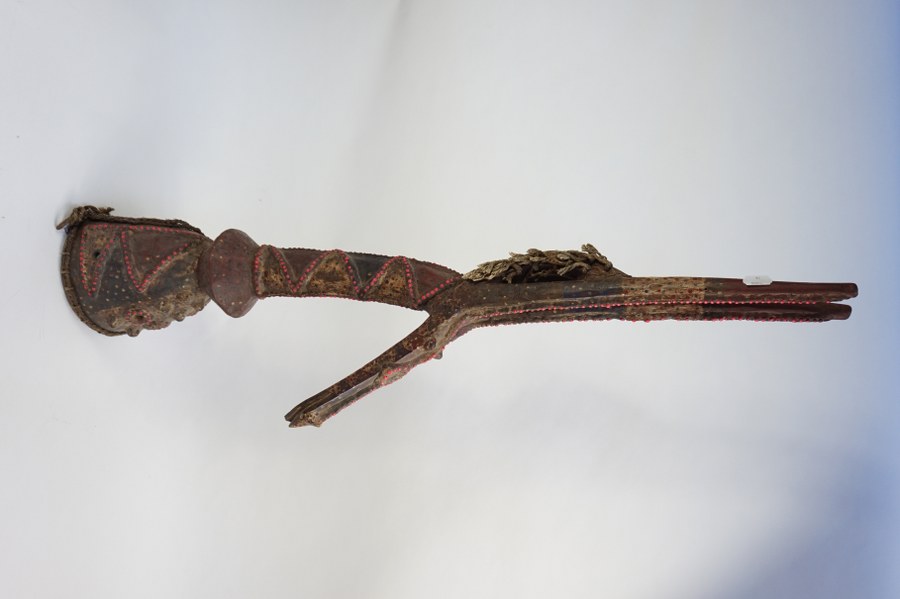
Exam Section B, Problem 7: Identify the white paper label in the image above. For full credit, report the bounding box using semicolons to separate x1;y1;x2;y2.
743;275;773;286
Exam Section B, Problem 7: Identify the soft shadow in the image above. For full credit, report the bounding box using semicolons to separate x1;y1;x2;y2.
701;457;890;599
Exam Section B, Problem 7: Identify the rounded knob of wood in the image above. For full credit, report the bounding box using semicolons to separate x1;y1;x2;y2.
197;229;260;318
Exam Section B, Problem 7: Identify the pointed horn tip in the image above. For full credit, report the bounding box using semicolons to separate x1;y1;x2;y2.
285;412;322;428
56;205;114;230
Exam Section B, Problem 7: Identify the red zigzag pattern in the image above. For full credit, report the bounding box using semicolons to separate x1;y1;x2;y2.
255;246;459;307
79;224;200;297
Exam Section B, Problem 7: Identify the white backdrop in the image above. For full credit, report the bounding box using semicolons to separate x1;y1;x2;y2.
1;1;898;597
